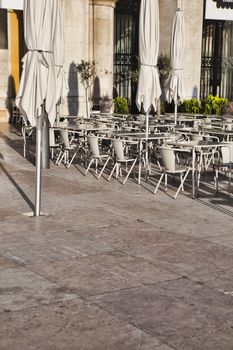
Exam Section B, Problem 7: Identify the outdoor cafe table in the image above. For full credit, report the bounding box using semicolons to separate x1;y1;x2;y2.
174;127;233;141
115;132;171;184
200;128;233;142
56;124;114;134
172;140;227;198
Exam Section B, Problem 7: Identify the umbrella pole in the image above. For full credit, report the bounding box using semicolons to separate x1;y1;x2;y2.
145;111;149;166
174;87;178;125
174;102;177;125
34;116;43;217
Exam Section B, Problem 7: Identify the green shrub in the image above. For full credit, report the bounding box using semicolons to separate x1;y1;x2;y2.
202;95;228;116
114;97;129;114
157;53;171;88
181;98;201;114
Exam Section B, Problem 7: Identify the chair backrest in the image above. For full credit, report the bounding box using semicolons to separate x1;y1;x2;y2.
221;143;233;163
160;147;176;172
97;122;107;128
59;130;71;149
112;139;125;161
87;135;100;157
190;134;203;142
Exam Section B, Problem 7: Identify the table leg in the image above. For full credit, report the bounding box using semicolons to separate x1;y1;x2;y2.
138;140;142;185
192;147;196;199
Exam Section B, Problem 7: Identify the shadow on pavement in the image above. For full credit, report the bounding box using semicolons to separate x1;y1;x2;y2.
0;163;34;211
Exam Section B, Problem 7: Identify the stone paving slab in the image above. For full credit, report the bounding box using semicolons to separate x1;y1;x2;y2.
204;233;233;247
78;222;233;280
171;328;233;350
27;251;178;297
89;278;233;348
0;229;113;264
0;255;18;268
0;299;174;350
193;270;233;295
0;264;77;313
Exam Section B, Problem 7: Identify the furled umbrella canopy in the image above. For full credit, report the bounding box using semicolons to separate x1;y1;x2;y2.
165;8;186;123
53;1;66;105
136;0;161;115
16;0;60;216
136;0;161;178
16;0;58;127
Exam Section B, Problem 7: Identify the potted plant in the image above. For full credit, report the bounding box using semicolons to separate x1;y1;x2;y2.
157;53;171;115
76;60;96;117
99;95;113;113
114;97;129;114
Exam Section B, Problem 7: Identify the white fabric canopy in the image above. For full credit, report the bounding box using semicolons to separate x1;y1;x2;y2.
136;0;161;113
16;0;58;127
165;9;186;105
54;2;66;104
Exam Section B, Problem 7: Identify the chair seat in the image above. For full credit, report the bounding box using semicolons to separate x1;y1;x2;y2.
116;156;137;163
94;154;110;160
166;165;189;174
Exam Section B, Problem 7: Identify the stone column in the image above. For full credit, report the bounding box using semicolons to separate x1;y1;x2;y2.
89;0;116;109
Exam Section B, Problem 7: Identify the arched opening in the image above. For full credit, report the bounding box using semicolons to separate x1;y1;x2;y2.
114;0;140;112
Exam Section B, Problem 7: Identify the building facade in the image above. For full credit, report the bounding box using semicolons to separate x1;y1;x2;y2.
0;0;233;121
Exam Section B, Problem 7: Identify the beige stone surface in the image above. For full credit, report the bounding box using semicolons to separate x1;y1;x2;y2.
160;0;204;99
1;122;233;348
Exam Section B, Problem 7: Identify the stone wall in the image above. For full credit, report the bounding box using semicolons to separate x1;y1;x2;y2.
60;0;89;117
91;0;115;106
60;0;115;117
183;0;204;99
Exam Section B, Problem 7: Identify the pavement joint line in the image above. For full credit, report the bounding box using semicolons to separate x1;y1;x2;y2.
84;277;184;299
0;296;81;316
116;248;183;274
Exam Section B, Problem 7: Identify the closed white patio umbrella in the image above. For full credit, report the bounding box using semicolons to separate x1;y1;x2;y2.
136;0;161;177
136;0;161;136
16;0;59;216
165;8;186;124
54;2;66;108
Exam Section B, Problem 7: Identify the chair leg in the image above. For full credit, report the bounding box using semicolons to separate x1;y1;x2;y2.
174;168;190;199
57;151;66;166
67;146;80;168
228;169;231;193
197;169;201;188
215;168;219;193
165;173;168;191
116;163;121;179
123;158;137;184
85;158;94;175
97;156;110;179
108;162;117;181
153;173;165;195
95;159;98;174
180;174;184;191
55;150;63;165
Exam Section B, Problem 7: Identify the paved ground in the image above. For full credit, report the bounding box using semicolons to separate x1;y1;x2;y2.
0;122;233;350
